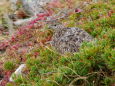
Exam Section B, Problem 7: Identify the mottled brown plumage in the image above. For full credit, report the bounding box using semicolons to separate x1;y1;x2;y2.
51;27;93;54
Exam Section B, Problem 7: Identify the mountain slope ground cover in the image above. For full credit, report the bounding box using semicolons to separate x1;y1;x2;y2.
0;0;115;86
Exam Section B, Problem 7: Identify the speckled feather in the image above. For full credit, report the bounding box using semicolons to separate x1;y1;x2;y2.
51;27;93;54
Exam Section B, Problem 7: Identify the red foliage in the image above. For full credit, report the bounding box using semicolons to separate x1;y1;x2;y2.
0;12;51;51
0;71;12;86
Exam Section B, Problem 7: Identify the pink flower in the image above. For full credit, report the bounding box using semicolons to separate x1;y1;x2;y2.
37;13;49;17
75;8;82;13
34;52;39;57
11;44;20;50
11;35;16;42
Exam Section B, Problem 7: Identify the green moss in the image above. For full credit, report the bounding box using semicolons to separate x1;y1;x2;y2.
4;61;15;70
6;83;15;86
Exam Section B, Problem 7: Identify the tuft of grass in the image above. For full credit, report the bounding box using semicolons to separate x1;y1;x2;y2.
4;61;15;71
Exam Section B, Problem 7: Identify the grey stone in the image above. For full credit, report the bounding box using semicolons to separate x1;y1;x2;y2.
10;0;52;16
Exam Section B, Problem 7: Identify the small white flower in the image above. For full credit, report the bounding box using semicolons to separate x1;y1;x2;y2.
9;64;26;82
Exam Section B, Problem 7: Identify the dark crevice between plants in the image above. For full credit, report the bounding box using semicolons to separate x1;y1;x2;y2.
0;69;4;81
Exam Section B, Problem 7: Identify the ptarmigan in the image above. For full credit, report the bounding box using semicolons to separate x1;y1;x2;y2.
50;25;93;54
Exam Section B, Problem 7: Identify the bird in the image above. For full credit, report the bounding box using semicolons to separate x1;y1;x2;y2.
49;24;93;54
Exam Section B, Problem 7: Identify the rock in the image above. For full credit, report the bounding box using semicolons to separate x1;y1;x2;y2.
10;0;18;11
9;64;26;82
10;0;52;16
13;16;37;25
3;14;15;36
10;0;52;26
51;26;93;54
0;25;5;31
